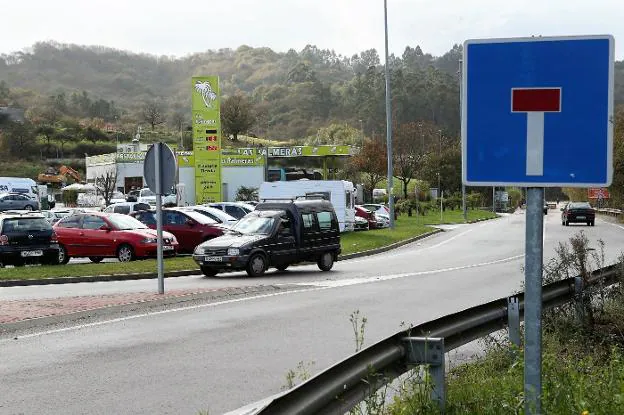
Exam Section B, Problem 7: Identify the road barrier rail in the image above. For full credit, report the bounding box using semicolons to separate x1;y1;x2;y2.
226;263;622;415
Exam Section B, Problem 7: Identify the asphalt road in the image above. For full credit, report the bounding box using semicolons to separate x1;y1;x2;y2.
1;210;623;414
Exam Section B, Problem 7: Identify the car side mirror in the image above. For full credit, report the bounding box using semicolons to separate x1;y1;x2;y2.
99;224;112;232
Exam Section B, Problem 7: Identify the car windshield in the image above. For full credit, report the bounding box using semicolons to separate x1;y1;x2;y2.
107;214;148;230
231;215;275;235
2;218;51;233
140;189;155;197
570;202;592;209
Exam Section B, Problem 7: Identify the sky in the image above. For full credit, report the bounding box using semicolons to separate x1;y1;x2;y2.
1;0;624;59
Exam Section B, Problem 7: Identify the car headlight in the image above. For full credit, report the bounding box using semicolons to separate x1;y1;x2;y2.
141;237;158;244
194;246;204;255
227;248;240;256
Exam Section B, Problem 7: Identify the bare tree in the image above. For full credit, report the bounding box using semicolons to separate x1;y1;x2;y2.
170;112;186;132
142;102;165;130
96;170;118;206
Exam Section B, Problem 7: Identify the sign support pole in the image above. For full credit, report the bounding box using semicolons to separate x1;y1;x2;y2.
524;186;544;414
155;143;165;295
383;0;395;228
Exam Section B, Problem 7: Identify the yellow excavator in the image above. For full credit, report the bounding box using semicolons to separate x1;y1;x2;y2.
38;165;83;184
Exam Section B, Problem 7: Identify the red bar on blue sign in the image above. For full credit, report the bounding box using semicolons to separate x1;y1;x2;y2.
512;88;561;112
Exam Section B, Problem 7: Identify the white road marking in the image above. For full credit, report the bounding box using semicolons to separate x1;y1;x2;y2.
6;252;523;341
608;222;624;231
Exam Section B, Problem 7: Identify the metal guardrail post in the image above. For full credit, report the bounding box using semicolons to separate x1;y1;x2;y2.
402;337;445;411
574;276;585;323
508;296;521;348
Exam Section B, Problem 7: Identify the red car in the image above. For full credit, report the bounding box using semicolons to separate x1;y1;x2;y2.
53;212;179;263
131;208;229;253
355;206;377;229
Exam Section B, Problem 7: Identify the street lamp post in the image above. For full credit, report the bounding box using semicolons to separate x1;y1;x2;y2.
383;0;394;228
438;129;442;222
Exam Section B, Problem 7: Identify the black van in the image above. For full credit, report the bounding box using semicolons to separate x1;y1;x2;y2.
192;200;341;277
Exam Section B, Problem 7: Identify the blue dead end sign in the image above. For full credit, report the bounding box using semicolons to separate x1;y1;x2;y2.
462;35;614;187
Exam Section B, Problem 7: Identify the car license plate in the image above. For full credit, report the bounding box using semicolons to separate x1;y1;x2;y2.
163;246;174;251
21;250;43;257
577;216;586;219
205;256;223;262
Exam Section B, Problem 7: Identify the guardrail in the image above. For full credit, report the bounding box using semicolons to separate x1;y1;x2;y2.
596;208;622;217
226;263;621;415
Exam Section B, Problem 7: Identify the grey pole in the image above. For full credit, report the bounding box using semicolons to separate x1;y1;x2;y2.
459;58;467;221
493;186;496;212
383;0;394;228
155;143;165;294
525;187;544;414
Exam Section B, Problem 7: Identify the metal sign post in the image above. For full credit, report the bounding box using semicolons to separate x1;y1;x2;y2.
525;187;544;412
462;35;614;414
154;144;164;294
144;142;177;295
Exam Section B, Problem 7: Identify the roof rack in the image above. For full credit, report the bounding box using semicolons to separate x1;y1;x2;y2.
259;197;297;202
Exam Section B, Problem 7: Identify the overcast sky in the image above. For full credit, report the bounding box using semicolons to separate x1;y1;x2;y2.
2;0;623;59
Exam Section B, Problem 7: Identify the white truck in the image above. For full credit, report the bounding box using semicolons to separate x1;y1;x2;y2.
259;180;356;232
0;177;39;201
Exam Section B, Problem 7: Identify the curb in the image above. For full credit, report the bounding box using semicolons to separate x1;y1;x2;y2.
0;284;306;334
0;223;478;288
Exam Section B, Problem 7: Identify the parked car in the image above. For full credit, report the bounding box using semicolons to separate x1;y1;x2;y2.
0;212;60;267
0;192;39;211
354;215;370;231
41;210;72;225
54;212;178;263
208;202;255;220
103;202;151;215
131;208;229;253
180;205;238;226
192;199;341;277
561;202;595;226
361;204;390;228
355;205;377;229
109;191;127;205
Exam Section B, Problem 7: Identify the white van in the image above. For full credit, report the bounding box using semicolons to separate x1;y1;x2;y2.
0;177;39;201
259;180;356;232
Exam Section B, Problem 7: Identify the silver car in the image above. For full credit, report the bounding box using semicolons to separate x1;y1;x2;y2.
0;193;39;211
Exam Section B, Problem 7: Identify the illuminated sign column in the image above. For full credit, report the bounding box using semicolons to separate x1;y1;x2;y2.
192;76;222;203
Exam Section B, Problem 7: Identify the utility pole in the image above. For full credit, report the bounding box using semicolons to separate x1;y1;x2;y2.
383;0;394;228
438;129;442;222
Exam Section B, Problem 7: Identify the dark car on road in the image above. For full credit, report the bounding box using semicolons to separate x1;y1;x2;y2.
131;208;229;253
561;202;595;226
54;212;178;263
0;212;59;267
192;200;341;277
0;193;39;211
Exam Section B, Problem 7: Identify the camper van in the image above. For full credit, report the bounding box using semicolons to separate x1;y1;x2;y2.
0;177;39;201
259;180;355;232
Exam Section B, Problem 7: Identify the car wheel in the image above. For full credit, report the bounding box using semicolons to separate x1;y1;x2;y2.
275;264;289;272
591;220;595;227
200;266;218;277
89;256;104;263
25;205;33;211
246;253;266;277
116;244;135;262
318;252;334;272
565;220;569;226
58;245;70;264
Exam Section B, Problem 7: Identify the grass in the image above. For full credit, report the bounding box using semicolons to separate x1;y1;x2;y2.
0;209;496;281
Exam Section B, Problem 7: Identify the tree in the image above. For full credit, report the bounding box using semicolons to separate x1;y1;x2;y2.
96;169;118;206
142;101;165;130
83;126;107;144
35;124;56;157
169;111;186;132
2;121;36;158
54;120;81;157
351;138;387;198
235;186;258;202
221;94;256;141
0;80;9;102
